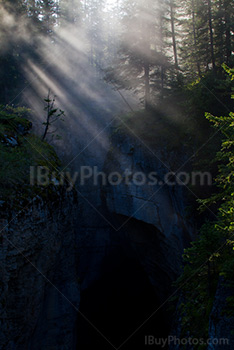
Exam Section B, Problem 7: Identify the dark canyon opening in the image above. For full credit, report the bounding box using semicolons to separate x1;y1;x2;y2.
76;217;172;350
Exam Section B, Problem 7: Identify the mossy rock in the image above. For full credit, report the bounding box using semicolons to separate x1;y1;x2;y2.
0;105;61;200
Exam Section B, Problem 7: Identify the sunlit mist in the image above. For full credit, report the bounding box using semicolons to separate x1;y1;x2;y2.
0;0;197;168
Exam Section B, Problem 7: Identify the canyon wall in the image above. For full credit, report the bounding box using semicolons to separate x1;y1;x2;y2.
0;189;80;350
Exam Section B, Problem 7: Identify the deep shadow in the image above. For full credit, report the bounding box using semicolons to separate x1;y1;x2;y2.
76;254;169;349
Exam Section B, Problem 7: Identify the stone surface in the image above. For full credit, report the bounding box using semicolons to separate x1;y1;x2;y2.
102;130;194;289
0;106;196;348
0;189;80;350
208;278;234;350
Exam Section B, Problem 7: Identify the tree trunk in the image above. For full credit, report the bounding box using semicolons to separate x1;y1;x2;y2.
192;0;201;76
159;11;165;90
217;0;225;65
170;0;179;70
42;120;49;141
207;261;212;296
142;0;151;110
224;0;231;65
144;62;150;110
42;96;51;141
207;0;216;71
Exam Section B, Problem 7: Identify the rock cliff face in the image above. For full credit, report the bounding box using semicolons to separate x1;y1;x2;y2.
208;278;234;350
0;189;80;350
169;278;234;350
102;130;194;297
0;121;197;349
72;125;234;349
70;126;195;348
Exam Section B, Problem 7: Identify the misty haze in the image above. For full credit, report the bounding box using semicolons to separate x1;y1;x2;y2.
0;0;234;349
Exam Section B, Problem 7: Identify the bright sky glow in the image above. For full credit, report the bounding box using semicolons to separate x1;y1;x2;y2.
105;0;118;10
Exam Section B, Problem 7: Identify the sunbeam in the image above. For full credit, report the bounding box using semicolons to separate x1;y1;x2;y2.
1;1;234;349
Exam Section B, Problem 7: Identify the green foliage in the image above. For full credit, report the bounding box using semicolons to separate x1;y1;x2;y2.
0;105;60;198
182;69;234;207
115;91;193;152
0;105;32;141
175;68;234;346
185;70;234;119
179;0;234;79
226;296;234;317
175;220;223;341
